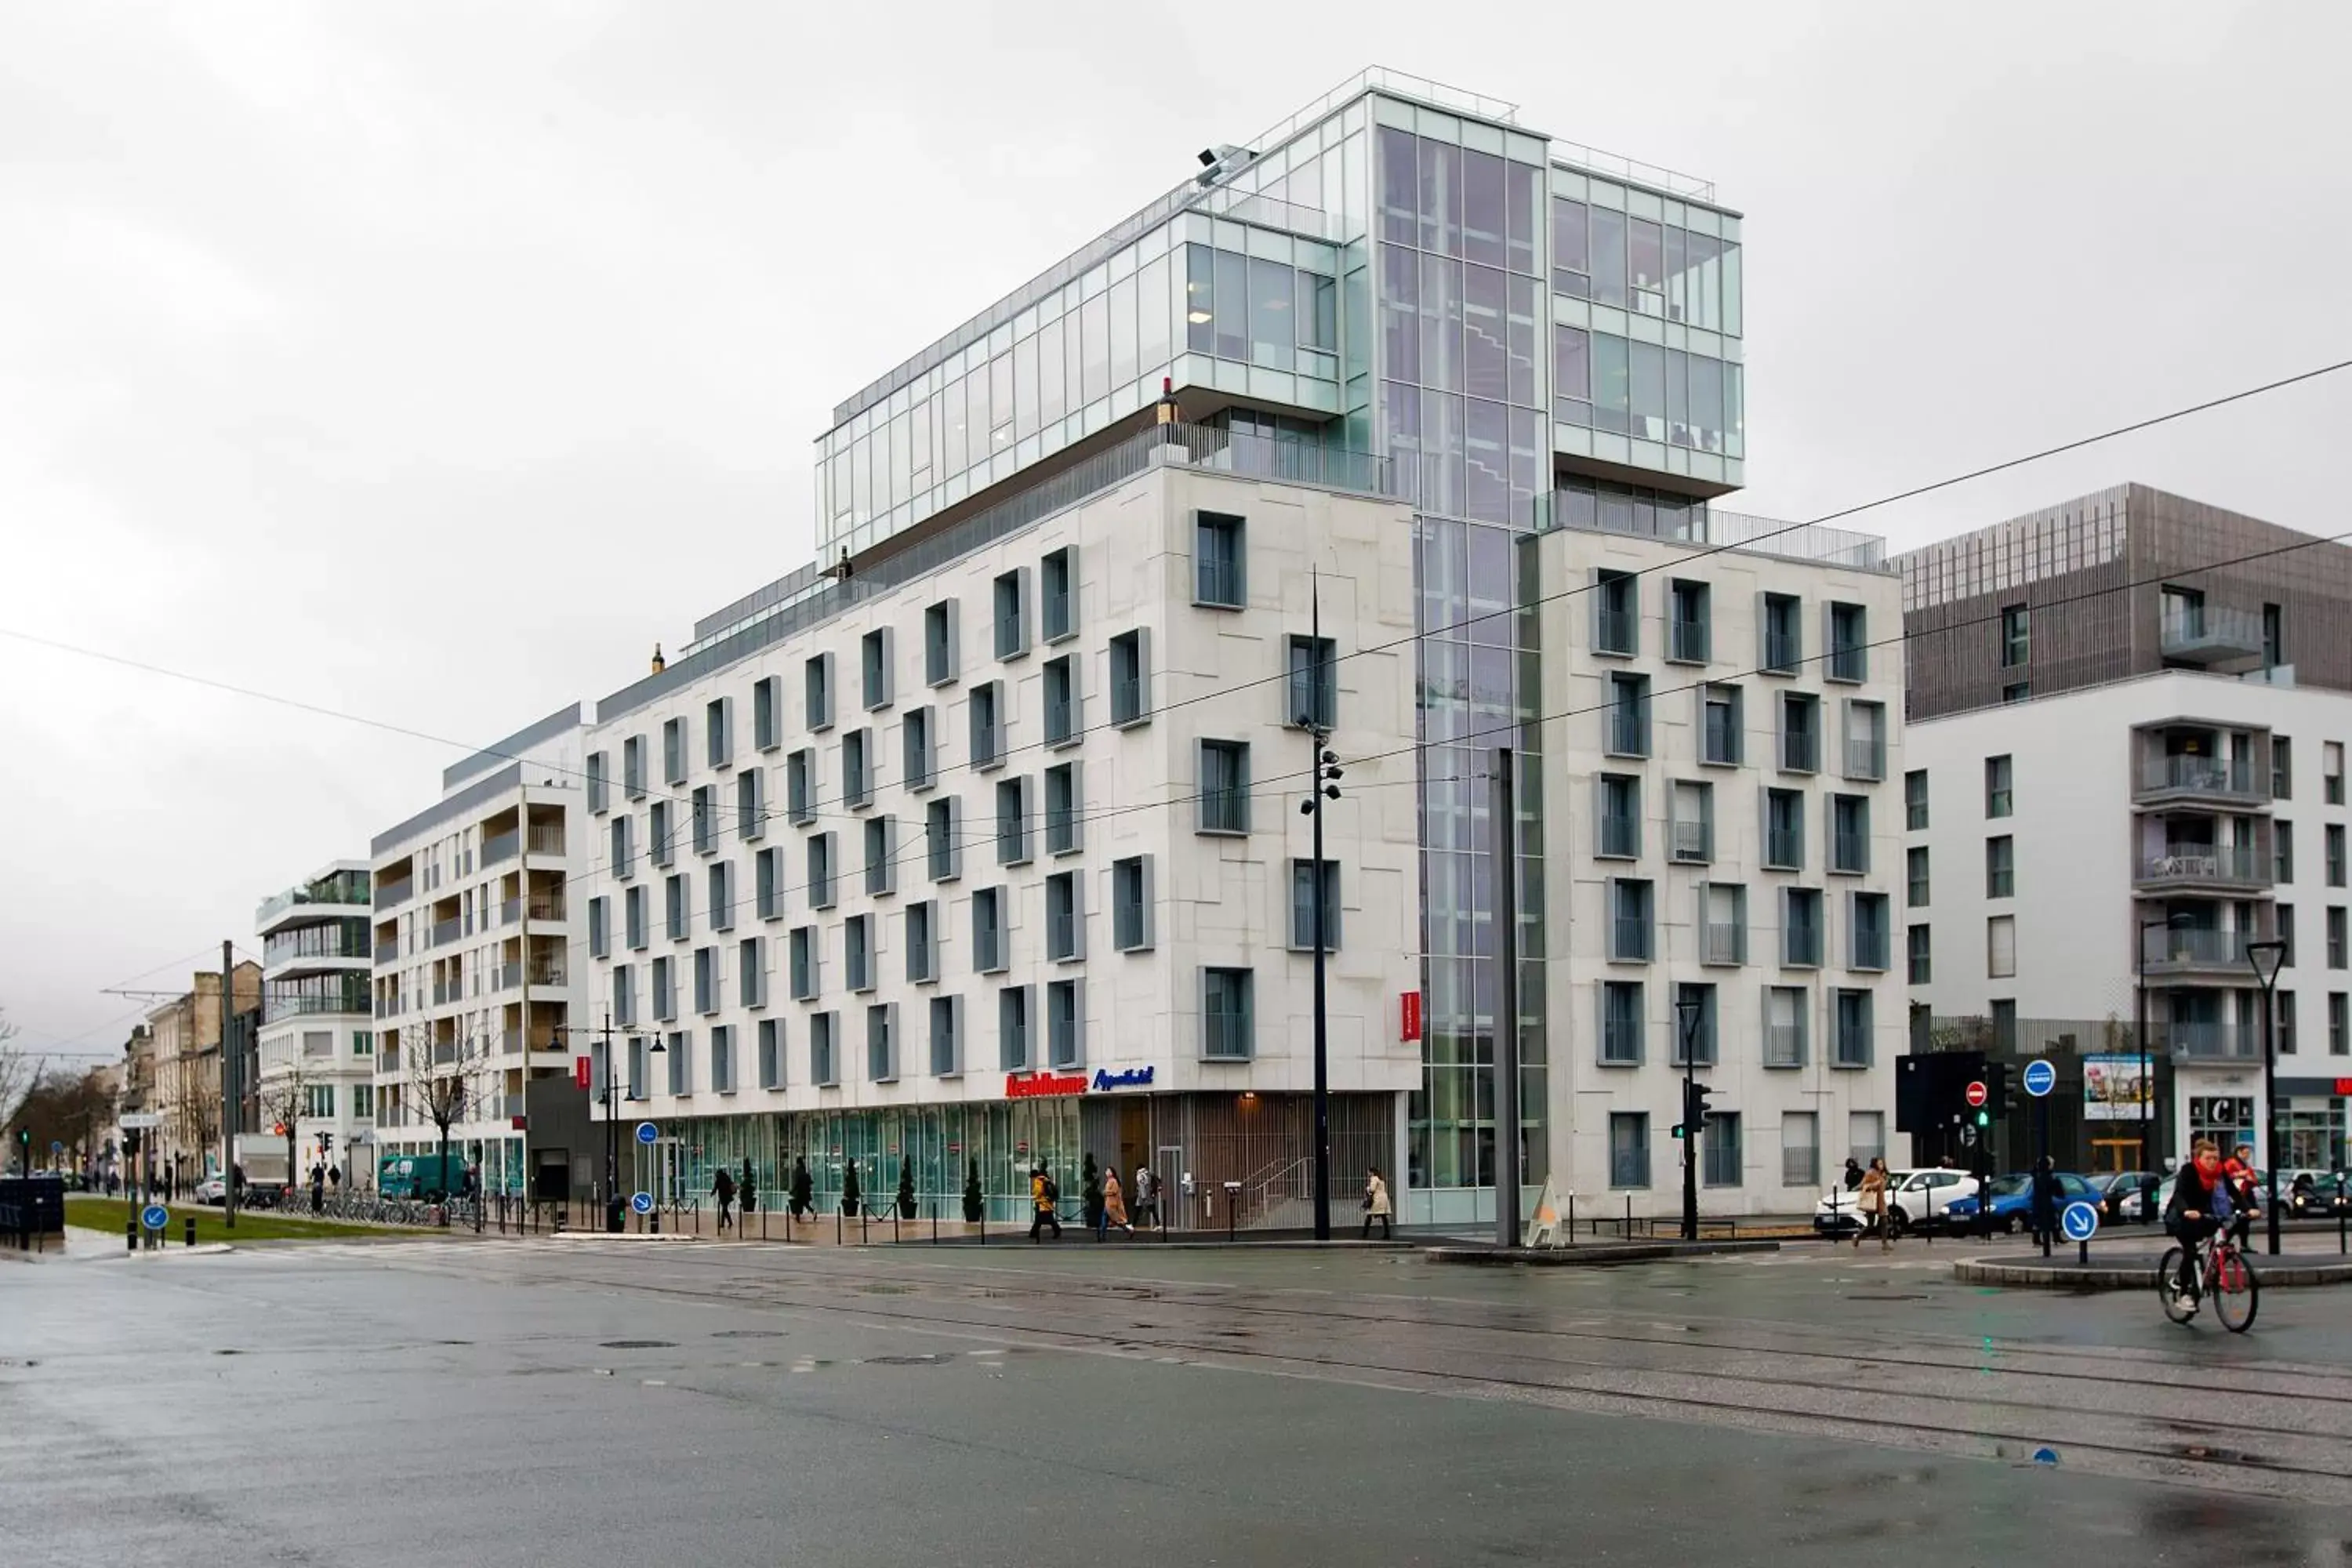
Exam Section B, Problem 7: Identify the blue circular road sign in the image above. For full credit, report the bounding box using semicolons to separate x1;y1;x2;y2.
634;1121;658;1146
630;1192;654;1215
140;1203;169;1231
2060;1200;2100;1243
2022;1059;2056;1098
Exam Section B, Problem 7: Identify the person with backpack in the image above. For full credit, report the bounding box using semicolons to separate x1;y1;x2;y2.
712;1164;736;1232
1029;1166;1061;1242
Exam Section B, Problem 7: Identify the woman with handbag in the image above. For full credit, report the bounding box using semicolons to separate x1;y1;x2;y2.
1854;1157;1891;1250
1362;1166;1393;1239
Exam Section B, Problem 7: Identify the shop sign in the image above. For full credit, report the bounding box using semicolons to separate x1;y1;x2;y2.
2337;1078;2352;1096
1091;1065;1155;1091
1401;991;1422;1043
1005;1070;1088;1099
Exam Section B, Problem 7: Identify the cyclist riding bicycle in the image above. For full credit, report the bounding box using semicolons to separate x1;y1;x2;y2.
2164;1138;2234;1315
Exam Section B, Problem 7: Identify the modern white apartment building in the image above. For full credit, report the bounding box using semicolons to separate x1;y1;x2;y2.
1900;486;2352;1174
368;706;586;1193
250;862;375;1185
1537;518;1906;1212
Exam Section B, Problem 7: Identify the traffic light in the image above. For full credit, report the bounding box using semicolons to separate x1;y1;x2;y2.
1984;1061;2012;1116
1682;1079;1715;1137
321;1131;335;1153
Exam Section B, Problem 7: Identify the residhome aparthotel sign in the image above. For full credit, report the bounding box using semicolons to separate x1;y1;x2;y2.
1003;1066;1156;1099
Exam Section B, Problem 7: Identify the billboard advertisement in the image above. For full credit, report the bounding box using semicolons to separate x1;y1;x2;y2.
2083;1053;2153;1121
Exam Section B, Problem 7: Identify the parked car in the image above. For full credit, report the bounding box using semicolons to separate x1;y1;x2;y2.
193;1175;227;1206
2092;1170;2162;1221
1943;1171;2101;1233
1812;1169;1979;1237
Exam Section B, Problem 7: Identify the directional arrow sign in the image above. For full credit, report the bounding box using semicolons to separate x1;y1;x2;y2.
2022;1059;2056;1098
140;1204;169;1231
630;1192;654;1215
2061;1200;2100;1243
1965;1080;1988;1109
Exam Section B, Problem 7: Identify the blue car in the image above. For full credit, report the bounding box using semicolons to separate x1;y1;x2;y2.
1942;1171;2100;1232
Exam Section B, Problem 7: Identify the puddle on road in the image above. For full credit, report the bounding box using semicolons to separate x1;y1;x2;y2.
599;1339;677;1349
710;1329;785;1339
863;1354;950;1367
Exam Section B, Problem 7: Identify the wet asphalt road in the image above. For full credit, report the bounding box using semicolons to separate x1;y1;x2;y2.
5;1233;2352;1566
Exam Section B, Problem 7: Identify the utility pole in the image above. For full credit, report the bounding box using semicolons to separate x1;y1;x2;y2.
1490;746;1520;1250
1298;575;1341;1243
558;1012;624;1233
222;938;238;1229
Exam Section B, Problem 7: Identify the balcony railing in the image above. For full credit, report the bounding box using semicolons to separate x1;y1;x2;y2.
1780;731;1818;772
1843;739;1886;782
1763;629;1801;675
374;939;399;964
1766;1023;1804;1068
1669;618;1709;662
2160;605;2266;666
430;918;460;947
374;880;412;911
481;830;520;867
2142;927;2256;971
1670;821;1711;862
502;1029;524;1057
528;825;567;855
1700;922;1743;964
1851;931;1890;972
1828;644;1867;683
432;981;462;1006
1606;711;1647;757
528;964;567;988
2164;1021;2259;1061
2134;846;2271;888
2136;755;2265;803
528;895;565;923
1599;816;1639;858
1765;827;1803;869
1780;1148;1819;1188
489;963;519;992
1593;608;1636;656
1611;919;1653;962
1831;833;1871;875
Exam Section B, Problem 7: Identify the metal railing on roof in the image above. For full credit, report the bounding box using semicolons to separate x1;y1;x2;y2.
597;423;1396;725
1539;494;1889;572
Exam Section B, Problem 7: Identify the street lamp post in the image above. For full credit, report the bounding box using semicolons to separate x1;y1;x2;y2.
555;1012;626;1233
2138;911;2195;1222
1675;995;1703;1244
2247;937;2287;1257
1296;575;1341;1243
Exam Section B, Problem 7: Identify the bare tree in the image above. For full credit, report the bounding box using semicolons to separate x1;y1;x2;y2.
257;1062;311;1197
397;1022;492;1220
0;1007;30;1170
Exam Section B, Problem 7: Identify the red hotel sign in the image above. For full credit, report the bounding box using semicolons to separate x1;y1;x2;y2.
1005;1071;1088;1099
1401;991;1422;1043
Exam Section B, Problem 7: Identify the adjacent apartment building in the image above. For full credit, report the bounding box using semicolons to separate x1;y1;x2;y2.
572;66;1902;1223
368;706;586;1194
1900;484;2352;1174
140;961;262;1189
252;862;376;1185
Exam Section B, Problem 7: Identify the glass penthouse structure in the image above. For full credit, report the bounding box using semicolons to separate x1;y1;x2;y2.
695;67;1755;1221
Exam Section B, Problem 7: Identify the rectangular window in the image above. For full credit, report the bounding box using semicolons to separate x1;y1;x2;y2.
739;936;764;1008
613;970;637;1031
808;833;836;909
2002;681;2029;705
1702;1112;1742;1188
691;786;716;855
1830;794;1871;875
863;816;896;898
1765;986;1806;1068
662;717;686;787
652;956;675;1023
906;901;937;984
1044;761;1082;855
860;626;893;712
969;681;1004;771
2281;990;2299;1055
1107;854;1156;953
809;1013;837;1087
625;885;648;951
1761;592;1801;674
757;1018;783;1089
1289;858;1341;951
1783;887;1824;968
587;751;609;815
1907;846;1930;907
1778;693;1819;773
805;652;834;731
1042;653;1080;748
1907;924;1932;985
1047;979;1084;1069
1041;545;1077;643
1609;1112;1650;1188
1904;769;1929;831
622;735;646;799
1592;569;1638;655
706;696;732;769
352;1083;375;1119
736;768;764;841
612;815;636;879
789;926;818;1001
649;800;674;868
2274;735;2293;800
1198;740;1250;834
1985;755;2013;817
995;777;1031;866
1833;989;1874;1067
2329;824;2347;887
928;995;961;1076
926;797;963;883
1286;635;1338;730
1109;628;1150;728
755;848;784;922
1841;700;1886;782
786;750;815;824
2278;820;2296;884
1849;891;1890;971
2326;742;2345;806
692;948;719;1015
1606;672;1651;757
1608;877;1654;962
1598;774;1641;859
924;599;960;688
866;1002;895;1082
1671;982;1718;1066
1764;787;1804;871
589;896;609;960
902;706;935;793
664;874;688;942
1780;1112;1820;1187
2283;904;2297;967
1699;882;1746;965
1195;511;1246;608
1045;871;1086;962
1986;835;2015;898
993;568;1030;661
710;1026;735;1094
840;728;872;809
1202;967;1254;1059
2000;604;2029;667
1988;914;2018;978
708;861;735;933
1668;579;1710;662
973;887;1007;974
1825;602;1867;683
1848;1110;1885;1166
753;676;779;751
1700;684;1741;766
997;984;1031;1071
2331;993;2348;1056
2330;907;2347;970
1669;779;1714;864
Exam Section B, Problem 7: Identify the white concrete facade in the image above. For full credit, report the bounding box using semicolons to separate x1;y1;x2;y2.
579;463;1427;1140
1537;525;1908;1214
1904;670;2352;1167
368;707;586;1193
251;862;375;1186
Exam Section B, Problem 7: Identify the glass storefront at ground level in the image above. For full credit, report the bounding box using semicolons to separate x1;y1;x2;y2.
597;1092;1396;1228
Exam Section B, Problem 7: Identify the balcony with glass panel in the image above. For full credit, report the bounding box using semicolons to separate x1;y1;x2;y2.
2140;924;2260;980
2130;724;2270;811
2160;1018;2259;1062
2159;604;2266;670
2132;843;2273;894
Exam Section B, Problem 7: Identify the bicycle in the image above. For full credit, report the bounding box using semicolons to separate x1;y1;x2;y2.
2156;1215;2260;1333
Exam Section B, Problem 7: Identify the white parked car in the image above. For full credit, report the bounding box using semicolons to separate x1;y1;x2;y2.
1812;1169;1979;1236
193;1176;227;1206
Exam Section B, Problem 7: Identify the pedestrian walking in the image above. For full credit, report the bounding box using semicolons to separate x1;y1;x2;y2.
310;1163;326;1214
1132;1165;1158;1230
1855;1156;1892;1250
2028;1156;2062;1253
713;1164;736;1232
327;1164;341;1191
789;1156;813;1220
739;1158;757;1221
1842;1157;1864;1191
1029;1166;1062;1242
1100;1169;1133;1240
1362;1166;1393;1239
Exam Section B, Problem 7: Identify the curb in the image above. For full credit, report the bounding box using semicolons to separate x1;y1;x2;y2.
1954;1255;2352;1290
1425;1239;1783;1267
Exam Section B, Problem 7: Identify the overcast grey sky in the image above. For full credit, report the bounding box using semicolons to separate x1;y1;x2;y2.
4;2;2347;1060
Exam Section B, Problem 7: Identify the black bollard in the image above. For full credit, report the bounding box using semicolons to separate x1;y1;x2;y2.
184;1216;196;1248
